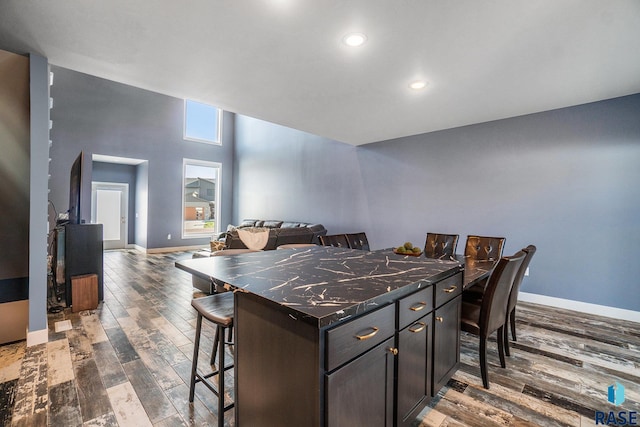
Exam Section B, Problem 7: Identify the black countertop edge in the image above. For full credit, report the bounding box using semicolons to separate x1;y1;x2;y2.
219;267;462;329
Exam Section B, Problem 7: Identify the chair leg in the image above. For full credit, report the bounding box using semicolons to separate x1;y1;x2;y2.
503;322;511;357
217;325;225;427
189;314;203;402
510;308;517;341
210;326;220;366
480;337;489;389
497;326;506;368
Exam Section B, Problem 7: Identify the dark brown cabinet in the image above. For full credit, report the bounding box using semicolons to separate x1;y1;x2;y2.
325;303;395;426
432;272;462;394
231;259;463;427
55;223;104;307
396;314;433;426
326;337;395;427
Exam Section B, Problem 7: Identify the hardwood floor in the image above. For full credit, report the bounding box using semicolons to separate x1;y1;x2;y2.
0;249;638;426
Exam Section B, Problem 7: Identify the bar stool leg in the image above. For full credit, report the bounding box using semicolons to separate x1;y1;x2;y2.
189;314;203;402
217;324;225;427
211;325;234;366
210;327;220;366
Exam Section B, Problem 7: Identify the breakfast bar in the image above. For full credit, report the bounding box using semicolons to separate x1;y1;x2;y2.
176;246;465;426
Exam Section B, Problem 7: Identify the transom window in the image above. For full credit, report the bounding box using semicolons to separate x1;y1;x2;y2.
184;99;222;145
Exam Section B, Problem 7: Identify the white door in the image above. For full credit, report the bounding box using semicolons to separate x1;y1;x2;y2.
92;182;128;250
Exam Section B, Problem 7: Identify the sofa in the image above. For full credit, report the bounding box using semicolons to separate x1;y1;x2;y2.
191;219;327;293
217;219;327;250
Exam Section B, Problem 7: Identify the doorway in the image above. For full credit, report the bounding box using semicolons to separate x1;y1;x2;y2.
92;182;128;250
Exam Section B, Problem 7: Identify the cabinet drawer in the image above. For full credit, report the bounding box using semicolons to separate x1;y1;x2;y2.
434;272;462;308
398;286;433;330
326;304;395;372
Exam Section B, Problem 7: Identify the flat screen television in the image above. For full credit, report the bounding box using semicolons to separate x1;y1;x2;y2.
68;151;83;224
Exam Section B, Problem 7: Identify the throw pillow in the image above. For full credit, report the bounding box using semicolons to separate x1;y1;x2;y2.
210;240;226;251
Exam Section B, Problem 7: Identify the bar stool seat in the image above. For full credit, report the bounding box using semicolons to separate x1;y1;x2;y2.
189;292;235;427
192;293;234;326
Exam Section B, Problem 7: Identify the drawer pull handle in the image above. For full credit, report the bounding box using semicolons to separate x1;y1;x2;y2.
388;347;399;355
410;302;427;311
409;322;426;333
355;327;379;341
443;285;457;293
436;316;444;323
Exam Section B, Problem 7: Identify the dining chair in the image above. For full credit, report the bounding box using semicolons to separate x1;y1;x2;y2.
462;235;506;301
423;233;459;259
504;244;537;356
345;232;370;251
464;235;506;261
319;234;350;248
460;250;526;389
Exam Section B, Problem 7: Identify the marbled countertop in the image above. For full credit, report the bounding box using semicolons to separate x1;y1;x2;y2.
176;246;463;328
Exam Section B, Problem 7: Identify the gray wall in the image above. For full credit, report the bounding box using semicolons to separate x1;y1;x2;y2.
28;53;51;335
135;161;149;249
233;119;368;230
49;66;235;249
234;94;640;312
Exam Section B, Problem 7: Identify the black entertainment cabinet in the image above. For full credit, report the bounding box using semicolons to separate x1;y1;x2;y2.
54;223;104;307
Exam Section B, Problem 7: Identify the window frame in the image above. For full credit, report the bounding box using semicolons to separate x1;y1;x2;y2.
181;158;222;239
183;99;223;145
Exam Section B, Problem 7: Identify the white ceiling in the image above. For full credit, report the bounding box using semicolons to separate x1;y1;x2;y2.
1;0;639;146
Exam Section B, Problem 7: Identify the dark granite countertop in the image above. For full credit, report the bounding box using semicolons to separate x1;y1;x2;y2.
176;246;463;328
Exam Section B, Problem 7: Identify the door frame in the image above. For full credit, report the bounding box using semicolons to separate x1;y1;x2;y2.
91;181;129;250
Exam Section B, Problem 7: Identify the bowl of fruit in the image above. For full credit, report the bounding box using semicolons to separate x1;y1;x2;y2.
393;242;422;257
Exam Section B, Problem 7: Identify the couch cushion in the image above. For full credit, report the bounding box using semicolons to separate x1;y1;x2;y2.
262;220;284;228
281;222;301;228
239;219;257;228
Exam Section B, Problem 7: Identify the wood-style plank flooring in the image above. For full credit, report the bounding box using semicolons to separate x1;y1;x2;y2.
0;249;638;426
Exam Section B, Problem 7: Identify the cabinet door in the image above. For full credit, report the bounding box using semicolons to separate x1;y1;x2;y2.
397;315;433;426
326;337;395;427
432;295;461;394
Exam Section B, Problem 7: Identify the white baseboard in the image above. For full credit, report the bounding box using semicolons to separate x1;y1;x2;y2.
27;327;48;347
519;292;640;324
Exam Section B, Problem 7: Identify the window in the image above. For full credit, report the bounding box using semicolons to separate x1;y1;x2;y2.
184;99;222;144
182;159;221;239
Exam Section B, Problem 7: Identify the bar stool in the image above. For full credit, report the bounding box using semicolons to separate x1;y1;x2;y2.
189;292;235;427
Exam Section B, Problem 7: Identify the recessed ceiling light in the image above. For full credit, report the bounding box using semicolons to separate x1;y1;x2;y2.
409;80;428;90
342;32;367;47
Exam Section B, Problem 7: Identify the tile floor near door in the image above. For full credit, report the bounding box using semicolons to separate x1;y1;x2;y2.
0;249;638;426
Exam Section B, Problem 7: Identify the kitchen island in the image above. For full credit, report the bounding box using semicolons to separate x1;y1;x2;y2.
176;246;464;426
